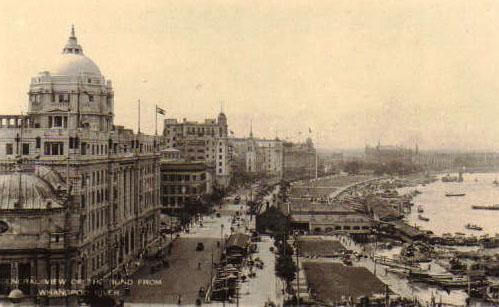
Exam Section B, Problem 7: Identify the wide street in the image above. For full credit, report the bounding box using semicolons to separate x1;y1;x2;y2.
123;191;282;306
123;212;231;305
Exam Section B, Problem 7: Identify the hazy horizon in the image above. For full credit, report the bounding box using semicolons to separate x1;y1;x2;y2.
2;1;499;151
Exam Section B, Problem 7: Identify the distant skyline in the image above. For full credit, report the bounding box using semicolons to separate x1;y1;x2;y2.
2;1;499;151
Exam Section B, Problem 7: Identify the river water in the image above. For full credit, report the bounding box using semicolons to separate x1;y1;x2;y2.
404;172;499;236
394;173;499;306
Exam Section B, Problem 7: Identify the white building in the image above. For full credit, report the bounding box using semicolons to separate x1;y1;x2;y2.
230;134;283;179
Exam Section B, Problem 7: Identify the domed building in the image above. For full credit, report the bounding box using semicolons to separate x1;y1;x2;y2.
0;27;161;305
0;165;70;299
28;25;114;133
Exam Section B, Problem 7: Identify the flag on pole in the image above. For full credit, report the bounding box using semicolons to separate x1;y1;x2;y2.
309;128;312;133
156;106;166;115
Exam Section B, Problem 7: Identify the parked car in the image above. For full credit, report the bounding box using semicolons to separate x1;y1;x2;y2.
196;242;204;251
199;286;205;296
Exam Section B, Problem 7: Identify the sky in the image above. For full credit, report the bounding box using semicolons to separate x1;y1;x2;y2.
1;0;499;151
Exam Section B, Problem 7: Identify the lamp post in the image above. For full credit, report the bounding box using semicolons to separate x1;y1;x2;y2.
372;228;378;276
221;224;224;251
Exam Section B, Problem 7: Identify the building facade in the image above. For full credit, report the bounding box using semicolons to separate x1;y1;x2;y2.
231;136;283;179
364;143;414;164
162;114;231;187
160;159;212;213
0;27;161;303
282;138;317;180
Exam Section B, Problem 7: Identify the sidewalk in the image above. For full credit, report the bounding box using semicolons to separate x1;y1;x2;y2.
208;202;283;307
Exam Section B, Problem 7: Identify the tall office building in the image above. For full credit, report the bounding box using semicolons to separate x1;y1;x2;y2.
163;113;231;187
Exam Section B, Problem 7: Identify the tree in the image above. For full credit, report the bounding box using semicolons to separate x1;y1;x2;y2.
275;253;297;285
344;160;362;174
209;186;226;204
274;237;297;289
178;196;211;228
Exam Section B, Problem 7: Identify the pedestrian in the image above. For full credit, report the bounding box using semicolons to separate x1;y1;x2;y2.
198;262;201;270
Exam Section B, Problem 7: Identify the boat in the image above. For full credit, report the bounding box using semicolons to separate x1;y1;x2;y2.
465;224;483;231
408;271;487;289
481;238;499;249
418;215;429;222
472;204;499;210
417;205;424;213
445;192;465;197
442;174;459;182
486;284;499;304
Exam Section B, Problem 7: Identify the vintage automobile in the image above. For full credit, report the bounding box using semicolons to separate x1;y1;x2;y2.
196;242;205;251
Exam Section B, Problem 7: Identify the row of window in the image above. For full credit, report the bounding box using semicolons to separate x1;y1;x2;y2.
91;251;107;272
161;174;205;181
161;196;187;207
312;225;371;232
81;188;109;208
83;207;108;238
29;93;111;104
4;141;109;156
162;185;199;195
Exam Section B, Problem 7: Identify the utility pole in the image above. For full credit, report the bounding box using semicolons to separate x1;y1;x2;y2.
373;229;378;276
236;271;240;307
210;247;214;295
296;242;300;306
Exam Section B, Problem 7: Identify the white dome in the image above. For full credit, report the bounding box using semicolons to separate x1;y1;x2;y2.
47;26;102;77
51;53;101;76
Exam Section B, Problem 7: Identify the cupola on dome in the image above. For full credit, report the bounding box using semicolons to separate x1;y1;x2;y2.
49;25;102;77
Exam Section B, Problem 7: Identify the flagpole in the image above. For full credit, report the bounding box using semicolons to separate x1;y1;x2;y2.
315;130;318;180
138;99;141;134
155;105;158;136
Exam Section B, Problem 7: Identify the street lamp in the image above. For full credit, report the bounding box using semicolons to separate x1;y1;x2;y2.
372;228;378;276
221;224;225;252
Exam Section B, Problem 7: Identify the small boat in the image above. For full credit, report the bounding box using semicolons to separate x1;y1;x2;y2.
442;174;459;182
481;236;499;248
472;204;499;210
417;205;424;213
465;223;483;231
485;284;499;303
445;193;466;197
418;214;430;222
